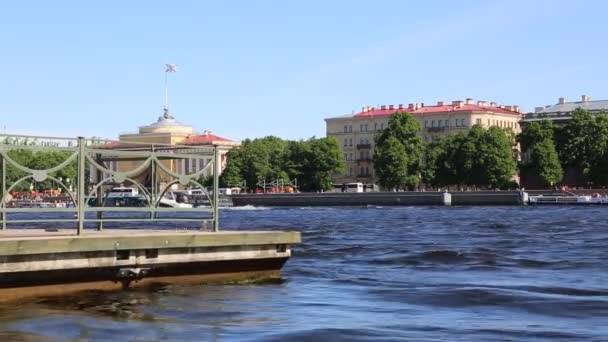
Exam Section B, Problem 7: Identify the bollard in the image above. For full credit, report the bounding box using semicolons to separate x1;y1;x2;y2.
442;192;452;206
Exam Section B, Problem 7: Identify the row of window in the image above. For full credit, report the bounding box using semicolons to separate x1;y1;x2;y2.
345;166;369;176
486;119;516;129
345;119;517;132
345;166;371;176
424;119;466;128
346;166;371;177
343;123;386;133
343;151;371;161
343;138;373;147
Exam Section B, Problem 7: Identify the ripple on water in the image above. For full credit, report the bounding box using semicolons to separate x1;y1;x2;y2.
1;206;608;341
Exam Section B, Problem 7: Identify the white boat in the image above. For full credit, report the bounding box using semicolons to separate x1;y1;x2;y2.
529;194;608;205
107;186;140;198
159;191;193;208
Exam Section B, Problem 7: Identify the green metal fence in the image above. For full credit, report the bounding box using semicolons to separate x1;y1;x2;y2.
0;134;221;234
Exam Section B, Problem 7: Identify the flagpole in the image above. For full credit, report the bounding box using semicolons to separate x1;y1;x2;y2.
164;68;169;110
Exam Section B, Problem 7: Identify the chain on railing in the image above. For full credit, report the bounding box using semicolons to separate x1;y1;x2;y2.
0;134;221;234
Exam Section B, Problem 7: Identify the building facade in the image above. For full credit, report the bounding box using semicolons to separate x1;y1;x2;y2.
325;98;522;185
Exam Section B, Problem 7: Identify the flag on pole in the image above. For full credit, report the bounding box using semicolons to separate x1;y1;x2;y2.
165;64;178;72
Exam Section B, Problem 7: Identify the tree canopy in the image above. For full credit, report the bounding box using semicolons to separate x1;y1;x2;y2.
423;125;517;189
219;136;345;192
555;108;608;185
373;112;423;190
518;120;562;187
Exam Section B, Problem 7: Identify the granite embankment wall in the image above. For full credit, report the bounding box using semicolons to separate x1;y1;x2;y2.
230;191;526;207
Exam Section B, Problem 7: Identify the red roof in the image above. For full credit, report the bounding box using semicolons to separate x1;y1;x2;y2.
100;133;235;150
182;133;232;145
353;103;521;118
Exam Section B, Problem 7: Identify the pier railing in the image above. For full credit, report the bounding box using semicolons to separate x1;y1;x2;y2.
0;134;222;234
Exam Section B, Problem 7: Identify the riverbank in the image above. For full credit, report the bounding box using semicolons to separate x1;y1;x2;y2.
230;191;527;207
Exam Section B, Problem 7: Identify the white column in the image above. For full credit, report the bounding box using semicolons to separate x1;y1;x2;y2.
180;159;186;175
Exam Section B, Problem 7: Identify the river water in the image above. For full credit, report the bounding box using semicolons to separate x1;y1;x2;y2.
1;206;607;341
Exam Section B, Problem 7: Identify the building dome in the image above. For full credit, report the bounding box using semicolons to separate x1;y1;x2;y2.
139;108;194;135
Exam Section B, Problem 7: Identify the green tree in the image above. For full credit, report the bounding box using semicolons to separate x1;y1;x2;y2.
556;109;608;186
373;136;409;190
238;136;289;190
423;126;517;189
533;138;563;187
219;135;345;192
219;149;243;188
519;120;562;187
298;136;345;191
374;112;423;189
477;126;518;189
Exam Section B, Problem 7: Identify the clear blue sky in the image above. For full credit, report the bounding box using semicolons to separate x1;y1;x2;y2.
1;0;606;141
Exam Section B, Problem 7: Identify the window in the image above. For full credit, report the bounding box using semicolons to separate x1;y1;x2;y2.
349;153;353;160
488;119;491;126
116;250;130;260
360;167;364;175
360;124;364;132
344;125;348;133
349;167;353;176
344;153;347;160
432;120;436;127
374;123;378;130
349;125;352;132
476;118;481;125
145;249;158;259
424;120;428;128
349;138;353;146
424;136;429;142
344;138;347;146
364;124;368;132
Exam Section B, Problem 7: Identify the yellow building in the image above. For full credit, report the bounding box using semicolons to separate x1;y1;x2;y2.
101;109;239;188
325;98;522;184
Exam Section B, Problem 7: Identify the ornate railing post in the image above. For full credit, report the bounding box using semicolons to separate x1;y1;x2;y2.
1;154;5;231
77;137;86;235
95;153;104;231
213;145;220;232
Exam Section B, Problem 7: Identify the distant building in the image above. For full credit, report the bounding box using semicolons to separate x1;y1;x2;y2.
521;95;608;125
99;109;239;189
520;95;608;189
325;99;522;185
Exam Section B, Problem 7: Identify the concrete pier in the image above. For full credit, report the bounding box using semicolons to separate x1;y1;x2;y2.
0;229;301;303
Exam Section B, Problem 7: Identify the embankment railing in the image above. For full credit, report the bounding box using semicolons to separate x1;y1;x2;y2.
0;134;222;234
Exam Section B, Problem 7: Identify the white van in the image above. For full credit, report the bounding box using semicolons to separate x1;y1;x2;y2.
345;183;364;193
